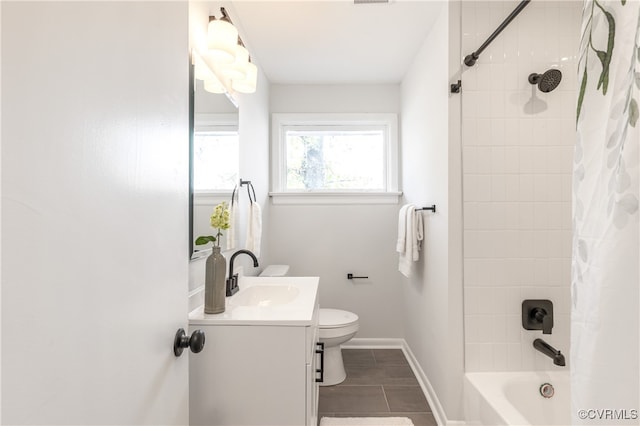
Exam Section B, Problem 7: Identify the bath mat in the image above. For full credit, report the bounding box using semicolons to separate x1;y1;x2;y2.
319;417;414;426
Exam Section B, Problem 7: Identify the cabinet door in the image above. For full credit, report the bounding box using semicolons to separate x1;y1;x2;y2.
190;325;307;425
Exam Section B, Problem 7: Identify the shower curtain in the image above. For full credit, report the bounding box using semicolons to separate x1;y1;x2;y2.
573;0;640;424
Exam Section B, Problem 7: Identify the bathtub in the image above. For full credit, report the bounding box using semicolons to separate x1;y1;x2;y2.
464;371;570;425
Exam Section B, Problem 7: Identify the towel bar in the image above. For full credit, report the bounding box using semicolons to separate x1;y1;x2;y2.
420;205;436;213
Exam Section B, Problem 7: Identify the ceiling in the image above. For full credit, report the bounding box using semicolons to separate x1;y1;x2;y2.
227;1;445;85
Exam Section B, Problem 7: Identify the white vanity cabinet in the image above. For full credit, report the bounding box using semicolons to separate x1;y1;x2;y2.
189;276;320;426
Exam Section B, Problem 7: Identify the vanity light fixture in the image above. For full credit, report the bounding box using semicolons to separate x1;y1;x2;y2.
193;50;214;81
198;7;257;95
192;50;226;94
207;11;238;63
224;43;250;80
203;78;227;94
232;61;257;94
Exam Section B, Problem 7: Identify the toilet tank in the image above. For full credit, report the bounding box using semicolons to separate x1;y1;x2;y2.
259;264;290;277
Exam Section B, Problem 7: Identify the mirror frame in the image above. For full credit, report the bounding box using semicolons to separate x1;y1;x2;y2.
188;56;195;259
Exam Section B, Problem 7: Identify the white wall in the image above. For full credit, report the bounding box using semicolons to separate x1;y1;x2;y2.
2;2;190;423
268;84;405;339
236;68;271;267
400;2;465;422
461;0;580;372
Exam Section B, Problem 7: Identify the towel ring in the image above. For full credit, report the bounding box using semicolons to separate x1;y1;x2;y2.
239;179;257;204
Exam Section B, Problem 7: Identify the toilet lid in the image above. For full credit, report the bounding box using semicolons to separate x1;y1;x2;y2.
319;308;359;328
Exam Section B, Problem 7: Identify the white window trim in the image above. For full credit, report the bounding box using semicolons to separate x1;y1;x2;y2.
195;112;238;131
194;191;233;206
270;113;401;205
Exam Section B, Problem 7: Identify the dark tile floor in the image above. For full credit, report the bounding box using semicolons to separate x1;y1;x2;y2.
318;349;437;426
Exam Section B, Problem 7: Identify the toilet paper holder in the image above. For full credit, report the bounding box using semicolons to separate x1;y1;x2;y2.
347;273;368;280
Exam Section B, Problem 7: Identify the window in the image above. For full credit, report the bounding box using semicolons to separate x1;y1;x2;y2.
193;130;238;191
193;113;239;192
271;113;400;204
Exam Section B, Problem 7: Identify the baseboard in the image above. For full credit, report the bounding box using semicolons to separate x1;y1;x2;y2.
341;338;405;349
400;341;450;426
342;338;462;426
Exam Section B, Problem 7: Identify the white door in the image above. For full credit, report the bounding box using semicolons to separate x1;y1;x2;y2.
1;2;191;424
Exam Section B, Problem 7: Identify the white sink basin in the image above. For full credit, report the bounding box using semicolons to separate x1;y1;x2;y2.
229;285;300;307
189;276;319;325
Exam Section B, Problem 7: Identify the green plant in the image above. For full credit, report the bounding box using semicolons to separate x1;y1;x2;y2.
195;201;230;247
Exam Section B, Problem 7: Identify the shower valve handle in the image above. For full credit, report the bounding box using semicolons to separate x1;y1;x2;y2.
541;313;552;335
522;300;554;334
533;308;552;334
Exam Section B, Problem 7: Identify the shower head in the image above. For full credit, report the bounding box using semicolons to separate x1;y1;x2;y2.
528;69;562;93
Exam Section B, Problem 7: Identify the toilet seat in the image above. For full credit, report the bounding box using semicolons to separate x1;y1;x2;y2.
319;308;359;328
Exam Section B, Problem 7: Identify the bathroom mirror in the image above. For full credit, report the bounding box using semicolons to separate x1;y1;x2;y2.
189;63;239;260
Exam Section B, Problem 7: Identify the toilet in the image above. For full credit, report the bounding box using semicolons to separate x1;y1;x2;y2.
317;308;359;386
259;265;359;386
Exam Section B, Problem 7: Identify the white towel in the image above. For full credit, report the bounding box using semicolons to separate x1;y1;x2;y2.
413;209;423;261
226;198;239;251
245;202;262;257
396;204;410;253
397;204;424;277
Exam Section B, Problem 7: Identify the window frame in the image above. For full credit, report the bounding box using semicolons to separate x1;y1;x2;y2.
270;113;401;204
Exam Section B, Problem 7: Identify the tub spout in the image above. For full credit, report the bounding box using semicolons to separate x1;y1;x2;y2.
533;338;566;366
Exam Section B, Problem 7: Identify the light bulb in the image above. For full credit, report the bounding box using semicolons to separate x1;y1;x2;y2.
221;44;249;80
232;61;257;94
207;19;238;64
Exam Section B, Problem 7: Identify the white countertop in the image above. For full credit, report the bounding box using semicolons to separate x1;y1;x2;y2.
189;276;319;326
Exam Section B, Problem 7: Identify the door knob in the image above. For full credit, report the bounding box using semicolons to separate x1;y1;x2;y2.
173;328;205;357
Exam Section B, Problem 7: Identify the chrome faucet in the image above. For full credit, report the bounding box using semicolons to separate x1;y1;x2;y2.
533;338;566;366
226;249;259;296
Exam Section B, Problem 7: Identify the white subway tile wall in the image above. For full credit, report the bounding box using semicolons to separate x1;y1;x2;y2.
462;0;580;372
